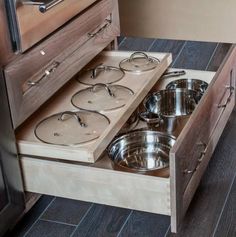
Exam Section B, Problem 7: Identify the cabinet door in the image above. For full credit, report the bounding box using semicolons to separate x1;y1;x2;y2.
0;70;25;236
119;0;236;43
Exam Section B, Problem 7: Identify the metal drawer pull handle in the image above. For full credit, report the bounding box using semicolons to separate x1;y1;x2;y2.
184;142;207;175
27;61;59;87
88;19;112;38
218;69;235;108
22;0;64;13
218;85;234;108
91;83;115;97
59;111;86;127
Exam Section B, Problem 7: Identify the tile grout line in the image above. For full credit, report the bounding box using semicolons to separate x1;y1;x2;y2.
212;167;236;237
172;41;187;67
205;43;219;71
147;39;157;52
23;197;56;237
116;210;134;237
39;218;77;227
69;203;94;237
164;225;171;237
118;37;127;48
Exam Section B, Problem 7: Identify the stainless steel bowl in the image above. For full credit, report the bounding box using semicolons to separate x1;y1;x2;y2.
166;79;208;101
107;129;176;175
143;89;197;132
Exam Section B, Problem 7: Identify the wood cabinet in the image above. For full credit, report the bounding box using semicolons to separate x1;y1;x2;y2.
0;0;235;233
5;0;119;128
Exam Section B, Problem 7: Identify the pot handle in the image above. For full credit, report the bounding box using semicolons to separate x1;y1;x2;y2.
139;111;161;124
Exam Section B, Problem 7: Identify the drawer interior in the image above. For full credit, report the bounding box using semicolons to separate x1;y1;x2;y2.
19;65;216;232
18;69;215;202
16;51;172;163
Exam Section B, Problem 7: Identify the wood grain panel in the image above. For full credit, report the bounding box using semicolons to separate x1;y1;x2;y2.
0;1;15;66
170;45;236;232
6;0;119;128
16;0;97;52
166;110;236;237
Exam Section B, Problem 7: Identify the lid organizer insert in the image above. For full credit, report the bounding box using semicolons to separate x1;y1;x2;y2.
71;83;134;112
16;51;172;163
119;51;160;73
78;65;125;85
35;110;110;146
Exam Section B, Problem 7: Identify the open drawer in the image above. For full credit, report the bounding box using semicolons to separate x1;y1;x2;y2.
16;51;172;163
18;46;236;233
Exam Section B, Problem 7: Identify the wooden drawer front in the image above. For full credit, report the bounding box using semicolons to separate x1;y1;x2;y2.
21;156;170;216
170;46;236;233
16;0;97;52
5;0;119;128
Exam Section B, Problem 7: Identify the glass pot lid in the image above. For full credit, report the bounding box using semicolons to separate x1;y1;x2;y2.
77;64;125;85
71;83;134;112
119;51;160;73
34;110;110;146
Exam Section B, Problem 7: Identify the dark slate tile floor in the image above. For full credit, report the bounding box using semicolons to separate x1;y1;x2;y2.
4;37;236;237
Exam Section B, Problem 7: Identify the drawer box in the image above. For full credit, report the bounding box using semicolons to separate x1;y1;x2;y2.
5;0;119;128
16;51;172;163
19;46;236;233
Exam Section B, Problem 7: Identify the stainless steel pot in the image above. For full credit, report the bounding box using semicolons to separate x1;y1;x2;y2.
166;79;208;102
142;89;197;132
107;129;176;176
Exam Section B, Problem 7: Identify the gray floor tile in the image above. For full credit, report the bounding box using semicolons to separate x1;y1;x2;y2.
149;39;185;62
214;175;236;237
117;36;125;45
119;211;170;237
206;43;231;71
119;37;155;51
173;41;217;70
41;198;92;225
4;195;54;237
25;220;75;237
72;204;131;237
